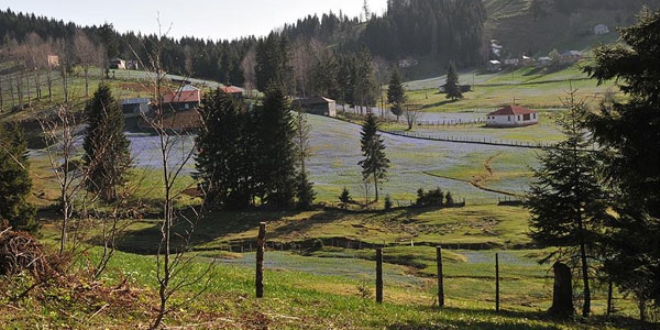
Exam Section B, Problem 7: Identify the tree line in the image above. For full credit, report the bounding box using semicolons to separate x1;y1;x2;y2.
363;0;487;67
1;0;489;99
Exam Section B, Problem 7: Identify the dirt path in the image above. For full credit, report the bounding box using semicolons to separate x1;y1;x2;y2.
424;152;520;198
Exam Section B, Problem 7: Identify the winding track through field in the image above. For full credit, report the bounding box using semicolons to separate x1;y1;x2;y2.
425;152;521;198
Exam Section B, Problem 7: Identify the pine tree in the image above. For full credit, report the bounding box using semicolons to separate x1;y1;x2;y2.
526;91;608;318
195;89;254;210
444;63;463;101
358;113;390;202
584;8;660;316
293;105;316;210
83;84;131;202
256;87;297;208
0;122;37;232
387;69;407;121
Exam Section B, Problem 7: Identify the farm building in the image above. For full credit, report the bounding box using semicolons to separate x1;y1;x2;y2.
162;86;202;111
537;57;552;67
47;55;59;67
594;24;610;35
219;86;244;100
109;58;126;69
488;60;502;71
121;98;151;118
486;105;539;127
560;50;583;64
291;96;337;117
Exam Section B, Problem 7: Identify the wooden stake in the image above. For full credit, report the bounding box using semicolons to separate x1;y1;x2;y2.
376;248;383;303
437;245;445;307
256;222;266;298
495;253;500;312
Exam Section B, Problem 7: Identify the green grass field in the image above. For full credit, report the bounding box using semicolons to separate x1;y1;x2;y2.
2;61;653;329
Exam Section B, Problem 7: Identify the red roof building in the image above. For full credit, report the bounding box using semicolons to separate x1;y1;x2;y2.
486;105;539;127
162;87;201;111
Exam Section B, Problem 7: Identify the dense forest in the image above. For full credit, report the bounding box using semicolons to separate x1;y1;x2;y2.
0;0;489;92
3;0;660;93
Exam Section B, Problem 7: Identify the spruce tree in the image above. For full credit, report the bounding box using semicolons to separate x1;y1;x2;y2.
358;112;390;202
526;92;608;318
294;105;316;210
444;62;463;101
195;89;253;210
83;84;131;202
584;8;660;315
0;122;37;232
256;87;297;208
387;69;407;121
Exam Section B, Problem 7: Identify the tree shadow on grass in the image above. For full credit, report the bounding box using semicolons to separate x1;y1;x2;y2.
421;99;457;110
114;209;306;254
389;306;658;330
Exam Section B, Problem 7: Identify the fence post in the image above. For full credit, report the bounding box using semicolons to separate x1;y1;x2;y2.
376;248;383;304
607;279;613;318
437;245;445;307
495;253;500;312
256;222;266;298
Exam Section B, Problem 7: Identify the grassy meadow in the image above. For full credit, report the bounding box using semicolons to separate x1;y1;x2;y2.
2;63;652;329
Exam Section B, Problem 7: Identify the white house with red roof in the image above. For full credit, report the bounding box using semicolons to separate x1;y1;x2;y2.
486;105;539;127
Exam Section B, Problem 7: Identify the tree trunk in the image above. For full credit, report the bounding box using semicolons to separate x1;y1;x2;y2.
549;262;574;318
373;171;379;202
578;214;591;317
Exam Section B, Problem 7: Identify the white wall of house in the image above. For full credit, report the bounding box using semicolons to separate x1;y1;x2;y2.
486;113;538;127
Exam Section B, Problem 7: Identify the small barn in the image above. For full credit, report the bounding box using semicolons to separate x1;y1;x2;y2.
219;86;244;100
162;86;201;111
121;98;151;118
486;105;539;127
291;97;337;117
594;24;610;35
109;58;126;69
560;50;583;64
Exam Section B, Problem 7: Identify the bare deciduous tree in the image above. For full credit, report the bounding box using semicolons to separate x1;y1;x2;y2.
403;102;421;130
241;47;256;98
130;21;212;329
74;31;101;97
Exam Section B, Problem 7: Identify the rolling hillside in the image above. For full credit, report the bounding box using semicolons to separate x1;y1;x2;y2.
483;0;657;56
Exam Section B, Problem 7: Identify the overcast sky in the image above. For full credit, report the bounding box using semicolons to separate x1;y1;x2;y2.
4;0;388;41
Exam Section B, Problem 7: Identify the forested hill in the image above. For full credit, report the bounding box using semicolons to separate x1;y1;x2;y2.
1;0;660;87
486;0;660;56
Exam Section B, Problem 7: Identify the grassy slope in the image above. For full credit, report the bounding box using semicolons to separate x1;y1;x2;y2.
484;0;626;56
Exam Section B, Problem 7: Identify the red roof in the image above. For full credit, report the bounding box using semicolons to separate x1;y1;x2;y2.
162;90;200;104
488;105;536;116
220;86;243;94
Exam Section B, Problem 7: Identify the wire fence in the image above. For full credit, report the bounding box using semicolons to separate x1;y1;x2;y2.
383;130;557;149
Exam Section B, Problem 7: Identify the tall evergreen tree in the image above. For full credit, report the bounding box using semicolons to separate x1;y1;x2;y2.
444;62;463;101
387;69;407;121
584;8;660;317
293;105;316;210
358;112;390;202
352;48;378;113
526;92;608;318
255;33;294;94
195;90;254;210
83;84;131;202
0;122;37;232
255;87;297;208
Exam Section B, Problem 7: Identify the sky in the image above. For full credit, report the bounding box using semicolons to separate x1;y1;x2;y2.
4;0;388;41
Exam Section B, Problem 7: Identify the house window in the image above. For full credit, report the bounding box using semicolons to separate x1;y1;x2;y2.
518;115;521;121
523;114;531;121
533;113;536;119
508;116;511;121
